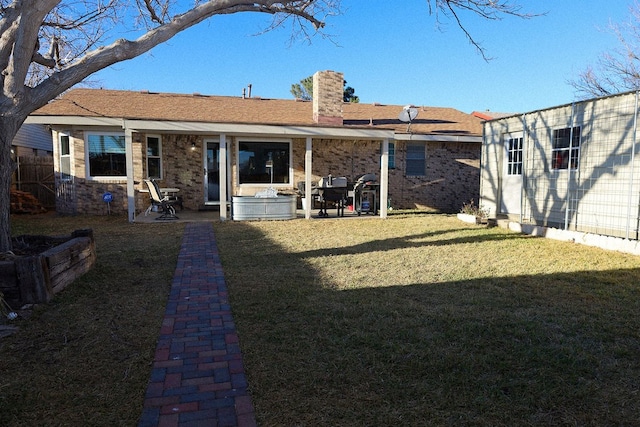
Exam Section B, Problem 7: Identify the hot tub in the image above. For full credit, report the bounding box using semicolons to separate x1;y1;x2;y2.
232;195;297;221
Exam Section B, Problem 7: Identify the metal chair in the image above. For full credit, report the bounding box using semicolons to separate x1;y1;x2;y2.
144;179;179;220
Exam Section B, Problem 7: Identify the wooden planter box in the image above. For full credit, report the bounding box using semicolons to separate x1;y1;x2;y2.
0;229;96;307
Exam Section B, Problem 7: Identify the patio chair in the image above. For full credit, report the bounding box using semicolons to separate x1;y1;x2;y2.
144;179;179;220
159;185;183;211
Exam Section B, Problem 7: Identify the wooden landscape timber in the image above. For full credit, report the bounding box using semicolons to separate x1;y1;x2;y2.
0;229;96;307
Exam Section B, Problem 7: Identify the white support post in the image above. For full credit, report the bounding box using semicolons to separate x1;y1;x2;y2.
626;91;639;239
220;133;228;221
124;126;136;222
564;103;576;230
379;138;389;219
305;136;313;219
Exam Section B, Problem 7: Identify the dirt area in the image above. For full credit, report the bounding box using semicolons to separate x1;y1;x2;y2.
1;235;66;260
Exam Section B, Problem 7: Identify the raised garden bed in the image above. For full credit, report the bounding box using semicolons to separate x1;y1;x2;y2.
457;212;486;224
0;229;96;307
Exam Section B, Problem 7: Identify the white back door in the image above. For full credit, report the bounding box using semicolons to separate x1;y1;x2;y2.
500;133;523;215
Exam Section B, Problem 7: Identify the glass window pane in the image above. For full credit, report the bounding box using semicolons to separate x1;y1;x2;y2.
146;136;162;179
60;135;70;155
380;142;396;169
88;134;126;177
406;143;425;176
147;137;160;156
551;127;580;170
148;158;161;179
238;141;290;184
60;157;71;179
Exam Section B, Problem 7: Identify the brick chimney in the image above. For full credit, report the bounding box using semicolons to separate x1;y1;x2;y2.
313;70;344;125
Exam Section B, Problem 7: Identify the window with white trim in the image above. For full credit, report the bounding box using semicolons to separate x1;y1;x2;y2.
551;127;581;170
87;132;126;178
146;135;162;179
59;133;72;181
406;142;425;176
238;140;291;184
507;136;523;175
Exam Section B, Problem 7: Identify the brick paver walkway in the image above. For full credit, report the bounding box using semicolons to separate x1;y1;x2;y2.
138;223;256;427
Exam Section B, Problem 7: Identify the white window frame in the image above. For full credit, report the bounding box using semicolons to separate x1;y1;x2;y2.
146;134;163;179
59;132;72;181
551;126;581;171
506;135;523;176
85;131;127;180
236;138;293;187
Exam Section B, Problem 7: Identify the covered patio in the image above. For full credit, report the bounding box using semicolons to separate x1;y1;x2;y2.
133;206;383;223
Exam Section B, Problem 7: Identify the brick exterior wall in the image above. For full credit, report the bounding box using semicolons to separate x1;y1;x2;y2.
292;139;480;212
158;134;204;210
53;129;141;215
54;130;479;215
396;141;481;212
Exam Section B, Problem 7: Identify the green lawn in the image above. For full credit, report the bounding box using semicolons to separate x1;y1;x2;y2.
1;214;184;427
2;212;640;426
213;214;640;426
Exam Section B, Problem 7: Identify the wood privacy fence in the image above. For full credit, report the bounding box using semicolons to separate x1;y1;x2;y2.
11;156;55;210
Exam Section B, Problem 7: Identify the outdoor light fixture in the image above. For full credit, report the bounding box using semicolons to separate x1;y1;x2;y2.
191;142;196;151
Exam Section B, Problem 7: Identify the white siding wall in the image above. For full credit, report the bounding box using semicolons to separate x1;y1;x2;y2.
482;91;640;239
13;124;52;154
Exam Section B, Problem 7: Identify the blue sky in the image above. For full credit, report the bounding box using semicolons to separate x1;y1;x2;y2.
92;1;631;114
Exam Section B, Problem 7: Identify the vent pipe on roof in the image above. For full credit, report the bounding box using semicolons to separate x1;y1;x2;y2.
242;84;253;99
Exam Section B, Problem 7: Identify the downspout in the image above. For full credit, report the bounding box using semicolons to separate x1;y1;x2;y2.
124;122;135;223
627;90;639;239
564;103;576;230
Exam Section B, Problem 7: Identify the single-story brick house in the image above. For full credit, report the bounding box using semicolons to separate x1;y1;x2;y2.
26;70;482;221
481;89;640;240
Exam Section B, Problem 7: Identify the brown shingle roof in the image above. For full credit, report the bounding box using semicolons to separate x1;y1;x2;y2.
32;89;482;136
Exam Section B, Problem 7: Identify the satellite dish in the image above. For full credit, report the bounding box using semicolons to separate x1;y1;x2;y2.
398;105;419;131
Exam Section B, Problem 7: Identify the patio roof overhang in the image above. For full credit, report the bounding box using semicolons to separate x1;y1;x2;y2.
26;115;481;142
26;116;395;140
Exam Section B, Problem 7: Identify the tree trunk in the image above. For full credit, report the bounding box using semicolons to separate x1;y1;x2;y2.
0;116;22;253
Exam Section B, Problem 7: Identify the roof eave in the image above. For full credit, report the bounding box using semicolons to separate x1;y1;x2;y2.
25;116;480;141
393;133;482;143
26;116;396;139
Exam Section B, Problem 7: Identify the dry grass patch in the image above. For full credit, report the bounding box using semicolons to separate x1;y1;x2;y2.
214;214;640;426
1;213;184;427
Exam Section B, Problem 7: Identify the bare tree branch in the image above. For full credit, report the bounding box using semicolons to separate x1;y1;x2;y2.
428;0;542;61
569;2;640;99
